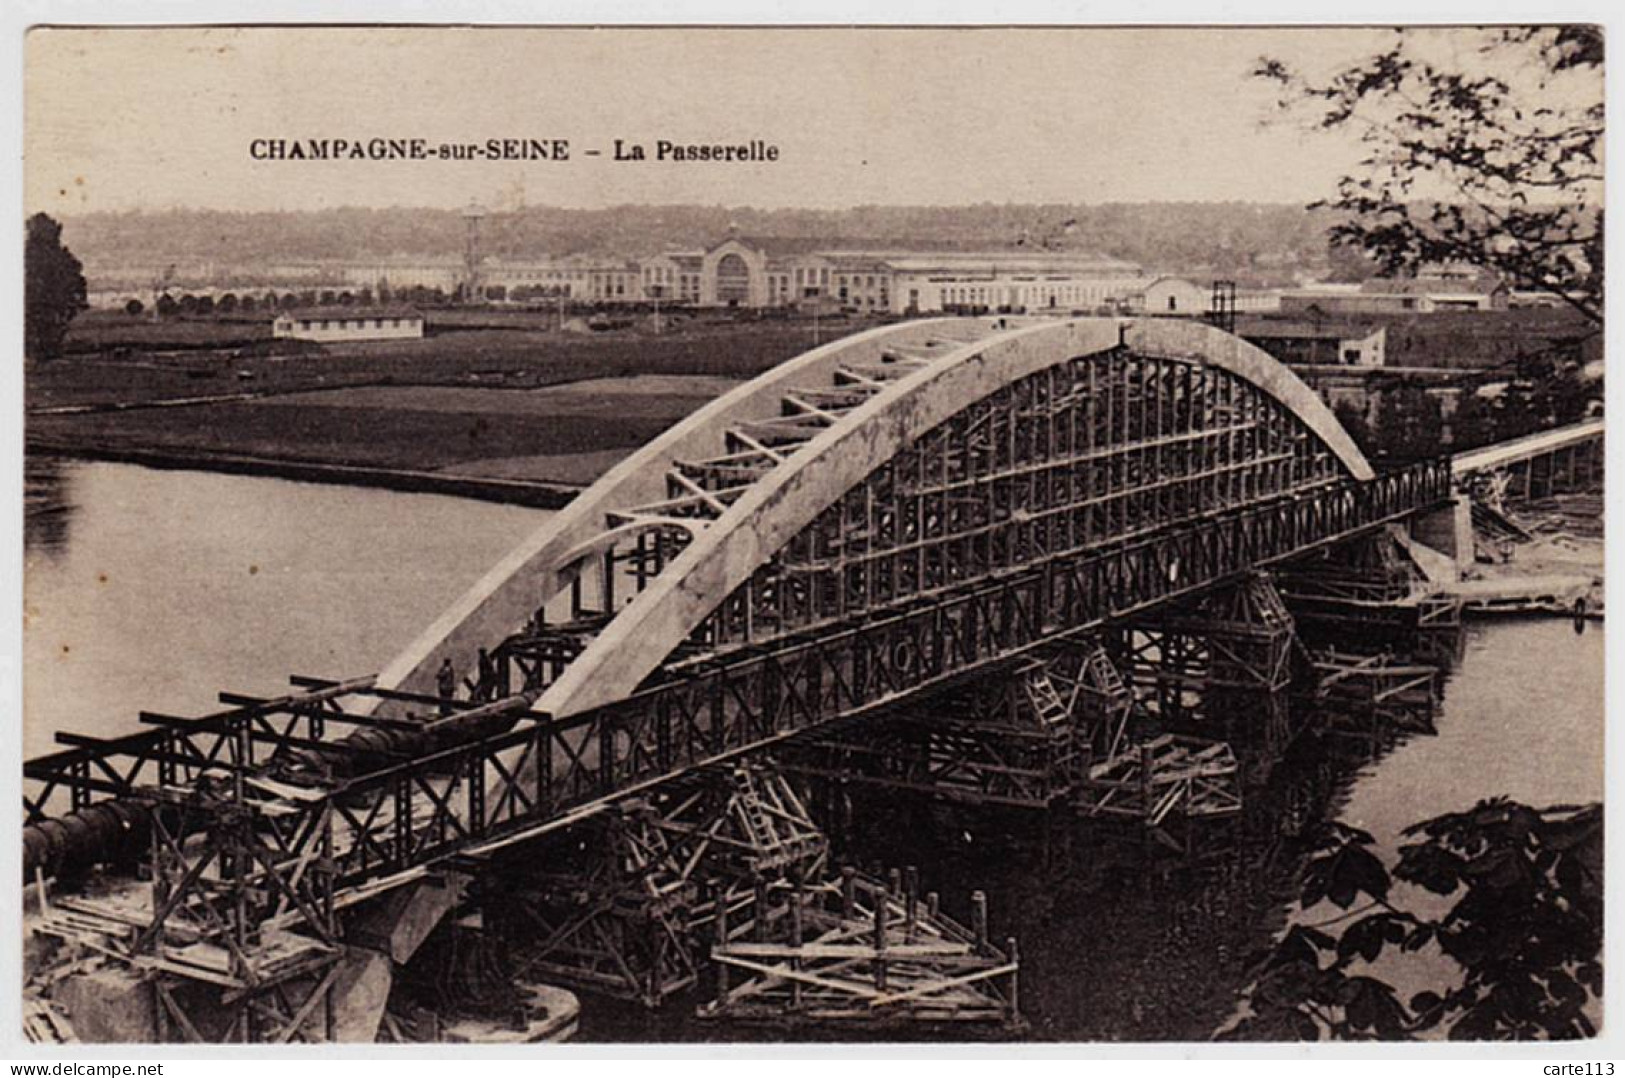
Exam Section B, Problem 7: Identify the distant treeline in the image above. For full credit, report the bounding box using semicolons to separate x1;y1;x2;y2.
61;202;1354;286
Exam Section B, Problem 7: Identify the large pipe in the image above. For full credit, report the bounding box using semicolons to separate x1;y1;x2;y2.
22;693;537;882
23;800;155;882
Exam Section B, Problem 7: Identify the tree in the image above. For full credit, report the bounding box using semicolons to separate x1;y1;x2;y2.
1372;382;1444;459
1256;27;1603;324
24;212;88;360
1324;238;1380;284
1448;387;1496;451
1332;399;1374;452
1227;799;1601;1041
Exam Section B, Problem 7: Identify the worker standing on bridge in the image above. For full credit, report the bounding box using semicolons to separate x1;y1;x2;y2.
436;657;457;715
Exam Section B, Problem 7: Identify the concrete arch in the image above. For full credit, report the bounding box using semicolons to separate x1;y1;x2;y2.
1123;318;1372;481
523;317;1369;719
374;317;1369;717
372;318;975;706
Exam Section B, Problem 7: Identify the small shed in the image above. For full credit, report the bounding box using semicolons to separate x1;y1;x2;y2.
1139;277;1209;317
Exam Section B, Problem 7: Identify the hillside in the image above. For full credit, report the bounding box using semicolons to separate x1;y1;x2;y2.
59;202;1344;286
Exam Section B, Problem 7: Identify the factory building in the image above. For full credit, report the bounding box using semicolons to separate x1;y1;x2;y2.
86;238;1255;318
1281;274;1509;315
638;252;705;304
675;238;1147;314
1237;319;1387;368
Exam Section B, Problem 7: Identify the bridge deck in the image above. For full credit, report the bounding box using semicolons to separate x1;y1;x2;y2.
1453;418;1604;474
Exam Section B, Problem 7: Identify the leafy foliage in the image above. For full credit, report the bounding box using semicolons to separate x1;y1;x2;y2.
25;212;88;360
1227;800;1602;1041
1371;383;1445;460
1256;27;1603;324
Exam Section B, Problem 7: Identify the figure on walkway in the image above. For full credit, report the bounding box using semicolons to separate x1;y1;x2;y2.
437;657;457;715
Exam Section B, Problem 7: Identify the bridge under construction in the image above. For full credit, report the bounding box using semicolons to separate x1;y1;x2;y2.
20;316;1602;1043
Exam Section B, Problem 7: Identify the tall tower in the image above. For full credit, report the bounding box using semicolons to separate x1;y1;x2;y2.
461;202;487;302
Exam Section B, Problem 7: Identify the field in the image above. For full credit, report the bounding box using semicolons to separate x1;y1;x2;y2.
33;318;857;411
27;319;871;488
66;310;275;352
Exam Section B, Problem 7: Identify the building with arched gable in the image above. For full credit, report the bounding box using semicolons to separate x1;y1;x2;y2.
687;237;1145;314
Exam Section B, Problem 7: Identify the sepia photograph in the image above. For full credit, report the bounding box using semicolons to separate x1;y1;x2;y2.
13;17;1607;1051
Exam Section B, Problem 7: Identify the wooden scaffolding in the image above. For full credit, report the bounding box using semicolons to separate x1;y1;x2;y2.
786;648;1087;809
1278;530;1462;661
1066;641;1243;855
1310;650;1439;745
1076;734;1242;854
700;868;1021;1030
491;763;829;1008
1105;574;1302;773
31;786;343;1043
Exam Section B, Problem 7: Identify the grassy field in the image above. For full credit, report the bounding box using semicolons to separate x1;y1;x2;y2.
66;312;274;352
31;319;859;412
27;318;862;485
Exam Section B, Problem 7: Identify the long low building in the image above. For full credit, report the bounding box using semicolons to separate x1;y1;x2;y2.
272;306;425;342
88;237;1156;315
668;236;1150;314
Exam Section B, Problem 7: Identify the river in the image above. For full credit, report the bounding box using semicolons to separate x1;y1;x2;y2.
22;458;551;759
20;459;1605;1042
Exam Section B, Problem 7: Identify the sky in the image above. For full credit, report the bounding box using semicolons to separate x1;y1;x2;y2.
23;25;1465;215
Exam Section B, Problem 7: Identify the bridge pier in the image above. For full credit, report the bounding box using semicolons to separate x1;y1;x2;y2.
30;865;457;1044
1278;530;1463;665
1410;495;1476;576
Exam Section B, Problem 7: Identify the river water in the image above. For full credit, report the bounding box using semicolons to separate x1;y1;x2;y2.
22;458;550;759
21;459;1605;1042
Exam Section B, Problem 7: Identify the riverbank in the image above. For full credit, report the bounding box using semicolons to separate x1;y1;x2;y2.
1452;491;1605;615
24;442;584;510
38;316;845;411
